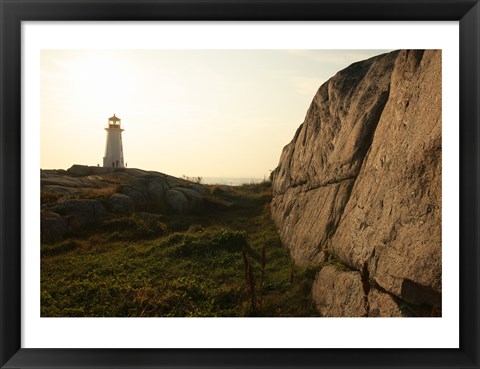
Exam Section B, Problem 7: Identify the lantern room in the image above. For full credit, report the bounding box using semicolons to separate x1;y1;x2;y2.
108;114;122;128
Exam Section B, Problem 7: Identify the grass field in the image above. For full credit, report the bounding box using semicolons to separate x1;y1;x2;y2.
41;181;320;317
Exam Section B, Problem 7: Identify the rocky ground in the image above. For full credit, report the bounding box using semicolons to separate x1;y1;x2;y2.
41;165;208;244
40;169;318;317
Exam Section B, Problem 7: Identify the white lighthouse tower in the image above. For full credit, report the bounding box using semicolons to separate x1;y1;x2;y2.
103;114;125;168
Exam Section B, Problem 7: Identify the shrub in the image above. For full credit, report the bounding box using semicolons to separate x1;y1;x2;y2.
41;191;63;206
203;195;234;210
102;216;137;232
80;186;119;200
182;175;203;184
102;215;167;240
41;240;81;257
172;229;248;257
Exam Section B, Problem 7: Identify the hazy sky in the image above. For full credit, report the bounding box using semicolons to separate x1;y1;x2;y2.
41;49;390;178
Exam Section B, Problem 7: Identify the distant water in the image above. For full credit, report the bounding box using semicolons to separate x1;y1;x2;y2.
202;177;264;186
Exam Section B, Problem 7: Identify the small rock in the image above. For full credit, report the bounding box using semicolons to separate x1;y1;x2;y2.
67;165;92;176
367;288;402;317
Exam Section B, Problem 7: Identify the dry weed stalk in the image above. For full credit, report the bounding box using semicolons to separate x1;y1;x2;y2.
242;247;256;312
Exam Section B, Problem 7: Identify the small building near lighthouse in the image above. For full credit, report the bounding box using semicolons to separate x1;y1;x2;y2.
103;114;125;168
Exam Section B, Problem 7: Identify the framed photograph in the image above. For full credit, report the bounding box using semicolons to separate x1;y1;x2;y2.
1;0;479;368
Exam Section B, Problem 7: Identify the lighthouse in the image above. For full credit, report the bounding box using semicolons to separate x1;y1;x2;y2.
103;114;125;168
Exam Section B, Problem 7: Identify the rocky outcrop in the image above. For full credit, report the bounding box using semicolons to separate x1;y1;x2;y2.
41;166;208;242
311;265;367;317
165;189;189;213
271;50;441;316
63;199;107;227
311;264;403;317
109;193;135;215
41;211;69;243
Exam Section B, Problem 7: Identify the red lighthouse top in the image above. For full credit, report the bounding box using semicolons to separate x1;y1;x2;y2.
107;114;122;128
109;114;121;122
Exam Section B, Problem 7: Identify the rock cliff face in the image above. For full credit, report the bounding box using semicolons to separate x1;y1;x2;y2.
271;50;441;317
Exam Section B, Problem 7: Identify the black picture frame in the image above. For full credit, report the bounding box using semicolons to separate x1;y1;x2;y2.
1;0;479;368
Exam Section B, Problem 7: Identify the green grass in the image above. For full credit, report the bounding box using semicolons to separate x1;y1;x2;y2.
41;181;319;317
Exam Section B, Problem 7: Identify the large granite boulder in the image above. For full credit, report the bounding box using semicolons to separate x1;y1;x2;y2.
108;193;135;215
272;51;399;265
166;189;189;213
271;50;442;316
63;199;107;227
311;265;367;317
311;264;403;317
41;211;68;244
